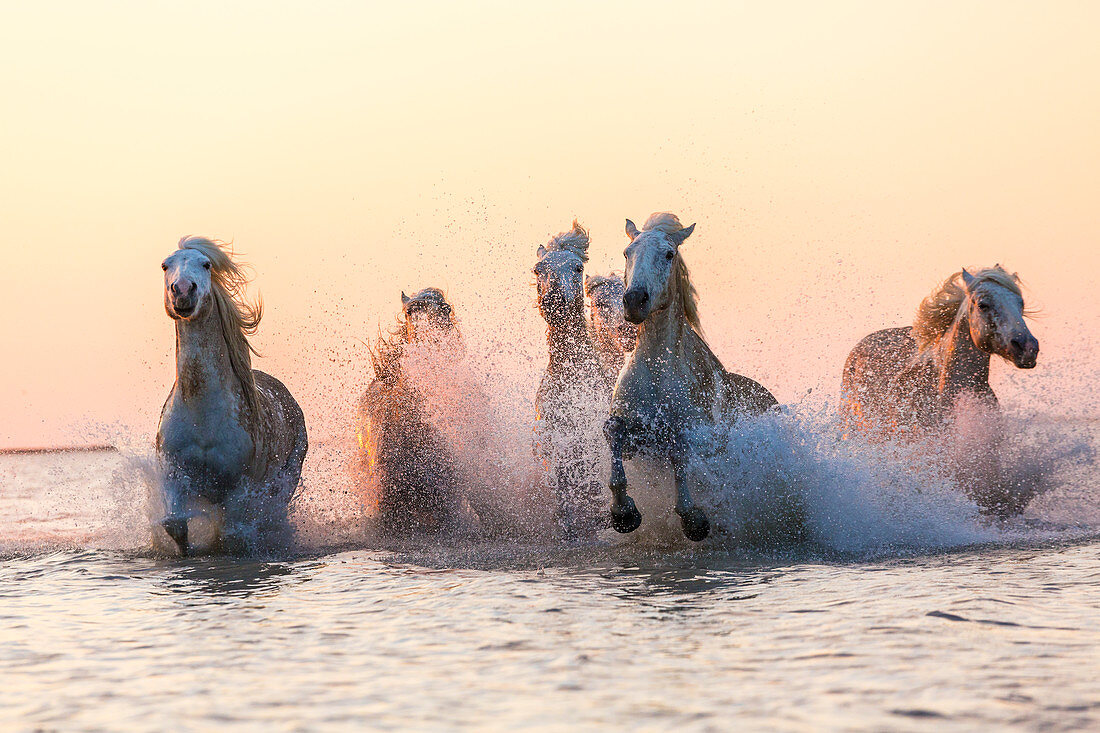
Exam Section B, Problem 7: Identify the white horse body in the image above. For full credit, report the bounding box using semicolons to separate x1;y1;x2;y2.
585;273;637;391
533;221;609;539
157;237;307;555
605;214;777;541
841;266;1039;513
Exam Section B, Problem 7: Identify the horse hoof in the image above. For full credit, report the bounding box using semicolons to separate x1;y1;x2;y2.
610;496;642;534
678;507;710;542
161;517;189;556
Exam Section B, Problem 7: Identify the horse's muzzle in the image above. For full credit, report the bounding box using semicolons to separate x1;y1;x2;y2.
170;298;197;318
623;289;649;324
1009;336;1039;369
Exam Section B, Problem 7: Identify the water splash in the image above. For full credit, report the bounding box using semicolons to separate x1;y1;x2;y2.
1;399;1096;559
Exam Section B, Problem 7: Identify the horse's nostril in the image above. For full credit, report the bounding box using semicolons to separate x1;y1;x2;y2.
188;281;197;294
1011;337;1025;352
624;290;648;311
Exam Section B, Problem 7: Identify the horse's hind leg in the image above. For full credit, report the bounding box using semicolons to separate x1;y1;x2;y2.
673;454;709;542
604;416;641;533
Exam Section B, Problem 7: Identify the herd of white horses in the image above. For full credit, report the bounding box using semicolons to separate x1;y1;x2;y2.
156;214;1039;555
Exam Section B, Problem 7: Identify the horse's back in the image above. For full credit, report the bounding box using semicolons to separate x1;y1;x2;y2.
254;370;308;494
722;371;778;416
840;326;917;431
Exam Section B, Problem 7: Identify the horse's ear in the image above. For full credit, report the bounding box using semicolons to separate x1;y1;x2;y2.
961;269;976;288
537;245;547;259
625;219;640;240
401;291;410;306
669;223;695;247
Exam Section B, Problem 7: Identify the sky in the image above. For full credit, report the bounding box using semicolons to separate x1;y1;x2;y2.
1;1;1098;448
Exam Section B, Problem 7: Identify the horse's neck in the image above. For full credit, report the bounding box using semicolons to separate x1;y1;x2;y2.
175;313;242;407
590;325;622;367
546;314;597;373
635;304;682;361
932;313;990;397
634;281;707;369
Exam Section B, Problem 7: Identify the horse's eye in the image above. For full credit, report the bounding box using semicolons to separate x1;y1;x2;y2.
161;263;168;271
665;251;674;261
978;302;990;312
203;262;211;270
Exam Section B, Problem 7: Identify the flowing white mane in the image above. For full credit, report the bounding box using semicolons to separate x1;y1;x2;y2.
585;273;624;298
641;212;685;234
544;219;590;262
177;236;262;413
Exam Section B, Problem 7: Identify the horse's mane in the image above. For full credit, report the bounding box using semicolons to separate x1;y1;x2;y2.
544;219;590;262
912;266;1026;350
369;288;461;382
641;212;701;333
585;272;624;298
177;236;262;414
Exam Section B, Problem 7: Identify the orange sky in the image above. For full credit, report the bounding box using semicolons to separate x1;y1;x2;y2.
1;1;1098;447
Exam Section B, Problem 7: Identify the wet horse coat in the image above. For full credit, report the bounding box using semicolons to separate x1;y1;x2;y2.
841;267;1039;513
606;214;776;541
358;288;466;533
585;273;637;392
533;221;610;538
157;237;307;555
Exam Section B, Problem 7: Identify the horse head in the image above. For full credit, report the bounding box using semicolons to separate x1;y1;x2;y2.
621;214;695;324
162;246;215;321
535;220;590;328
961;268;1038;369
585;273;636;351
401;288;458;344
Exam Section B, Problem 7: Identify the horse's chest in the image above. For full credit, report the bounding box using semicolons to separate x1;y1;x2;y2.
612;368;707;457
158;397;253;483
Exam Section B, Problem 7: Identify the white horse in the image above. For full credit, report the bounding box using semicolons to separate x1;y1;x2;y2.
841;266;1039;513
533;220;610;539
157;237;308;555
585;273;637;391
605;214;777;541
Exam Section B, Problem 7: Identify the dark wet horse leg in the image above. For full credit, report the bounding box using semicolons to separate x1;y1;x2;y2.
161;518;189;556
604;416;641;533
672;447;710;542
160;471;190;556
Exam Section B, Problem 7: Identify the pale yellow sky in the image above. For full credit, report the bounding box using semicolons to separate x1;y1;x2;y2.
1;1;1098;447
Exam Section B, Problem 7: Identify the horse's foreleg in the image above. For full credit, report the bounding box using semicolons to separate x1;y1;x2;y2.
604;416;641;533
672;450;710;542
160;471;190;556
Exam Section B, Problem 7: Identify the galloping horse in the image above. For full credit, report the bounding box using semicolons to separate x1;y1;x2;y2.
357;288;467;534
533;220;610;538
585;273;637;391
157;237;308;555
841;267;1039;513
605;214;777;541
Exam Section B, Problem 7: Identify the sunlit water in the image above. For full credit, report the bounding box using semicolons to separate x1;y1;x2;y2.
1;414;1098;731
